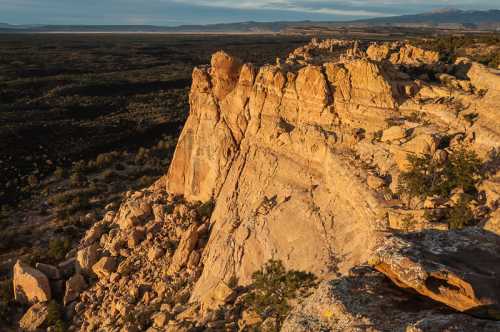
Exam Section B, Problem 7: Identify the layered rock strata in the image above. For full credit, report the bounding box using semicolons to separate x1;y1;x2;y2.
31;39;500;331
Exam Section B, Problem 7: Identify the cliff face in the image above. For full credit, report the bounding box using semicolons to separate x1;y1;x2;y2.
163;41;500;307
35;40;500;331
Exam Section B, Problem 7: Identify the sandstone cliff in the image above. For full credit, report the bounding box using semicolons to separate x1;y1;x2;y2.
20;39;500;331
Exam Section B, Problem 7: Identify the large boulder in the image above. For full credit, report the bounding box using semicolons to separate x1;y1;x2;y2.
13;260;51;304
19;302;49;331
283;267;500;331
370;229;500;319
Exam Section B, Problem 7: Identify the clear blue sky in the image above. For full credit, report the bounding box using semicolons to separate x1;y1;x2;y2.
0;0;498;25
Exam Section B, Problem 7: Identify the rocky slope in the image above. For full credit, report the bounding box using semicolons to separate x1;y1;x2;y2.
12;39;500;331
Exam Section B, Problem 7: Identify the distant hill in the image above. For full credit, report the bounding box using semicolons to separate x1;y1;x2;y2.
0;9;499;33
355;9;500;29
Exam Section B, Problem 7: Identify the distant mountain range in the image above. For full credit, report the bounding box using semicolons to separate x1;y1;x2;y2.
1;9;499;33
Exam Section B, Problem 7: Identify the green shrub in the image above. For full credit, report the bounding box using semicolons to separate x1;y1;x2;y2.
398;147;481;200
447;195;475;230
47;300;66;331
196;199;215;219
48;238;71;261
244;260;316;331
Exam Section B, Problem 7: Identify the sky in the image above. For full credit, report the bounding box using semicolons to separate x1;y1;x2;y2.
0;0;498;25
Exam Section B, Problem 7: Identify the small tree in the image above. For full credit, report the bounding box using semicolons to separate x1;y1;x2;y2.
244;260;316;331
447;195;475;230
398;147;481;200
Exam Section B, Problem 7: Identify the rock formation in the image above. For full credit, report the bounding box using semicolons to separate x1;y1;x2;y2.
18;39;500;331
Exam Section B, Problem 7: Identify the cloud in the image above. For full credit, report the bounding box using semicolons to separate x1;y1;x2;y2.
170;0;394;17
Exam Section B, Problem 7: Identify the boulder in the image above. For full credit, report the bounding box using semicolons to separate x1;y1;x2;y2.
35;263;61;280
370;229;500;319
76;243;100;275
283;267;500;332
13;260;51;304
81;222;106;246
19;302;49;331
147;247;164;262
57;258;76;278
167;224;199;274
366;174;386;190
64;273;88;305
381;126;407;142
199;282;235;312
127;228;146;248
115;199;152;230
92;257;117;279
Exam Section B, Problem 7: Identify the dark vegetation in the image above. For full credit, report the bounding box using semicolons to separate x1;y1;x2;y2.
398;147;483;229
0;33;309;208
413;34;500;68
243;260;317;330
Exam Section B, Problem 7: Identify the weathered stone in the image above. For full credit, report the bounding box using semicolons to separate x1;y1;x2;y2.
19;302;49;331
92;257;117;279
370;229;500;319
186;251;201;270
152;312;168;328
115;199;152;230
147;247;164;262
57;258;76;278
382;126;407;141
13;260;51;304
81;222;106;246
64;273;88;305
200;282;235;312
35;263;61;280
127;228;145;248
76;243;100;275
366;174;386;190
282;267;500;332
167;224;199;274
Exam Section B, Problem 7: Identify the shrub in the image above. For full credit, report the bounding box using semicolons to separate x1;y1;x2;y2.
54;167;66;179
447;195;475;230
398;147;481;200
47;300;66;331
96;153;115;169
48;238;71;262
244;260;316;330
27;175;38;187
70;172;86;187
102;170;119;183
71;160;89;174
196;199;215;219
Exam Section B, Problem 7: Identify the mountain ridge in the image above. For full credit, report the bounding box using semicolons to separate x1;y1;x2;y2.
1;9;499;33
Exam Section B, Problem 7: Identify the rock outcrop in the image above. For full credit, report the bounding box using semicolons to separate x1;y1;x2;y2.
164;41;500;309
13;260;52;304
61;39;500;331
19;302;49;331
282;267;500;332
370;229;500;319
